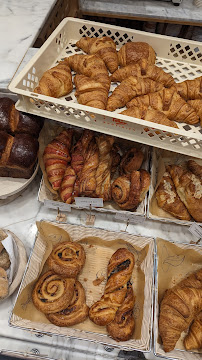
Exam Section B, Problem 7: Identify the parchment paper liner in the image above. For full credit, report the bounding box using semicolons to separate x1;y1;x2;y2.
154;238;202;360
10;221;154;352
148;148;202;226
38;120;150;215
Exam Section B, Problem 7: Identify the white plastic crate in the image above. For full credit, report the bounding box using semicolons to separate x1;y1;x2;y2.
9;17;202;158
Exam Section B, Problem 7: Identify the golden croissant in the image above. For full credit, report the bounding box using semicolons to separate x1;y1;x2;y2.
107;76;163;111
184;312;202;350
34;60;73;98
76;36;119;73
111;59;175;88
127;88;199;125
188;99;202;126
118;41;156;67
170;76;202;100
159;268;202;353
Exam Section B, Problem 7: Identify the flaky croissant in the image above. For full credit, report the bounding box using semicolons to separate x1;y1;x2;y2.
59;165;76;204
159;268;202;353
107;76;163;111
170;76;202;100
184;312;202;350
76;36;119;73
111;59;175;88
187;160;202;178
79;139;99;196
127;88;199;125
188;99;202;126
118;41;156;67
34;60;73;98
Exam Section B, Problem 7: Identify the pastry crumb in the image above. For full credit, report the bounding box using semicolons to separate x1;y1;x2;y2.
83;278;88;282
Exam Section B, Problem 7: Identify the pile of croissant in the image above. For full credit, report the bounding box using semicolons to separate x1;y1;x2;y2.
32;241;136;342
34;36;202;129
43;127;150;210
159;267;202;352
155;159;202;222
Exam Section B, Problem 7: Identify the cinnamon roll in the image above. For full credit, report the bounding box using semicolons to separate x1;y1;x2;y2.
47;241;86;278
47;281;89;326
32;271;75;314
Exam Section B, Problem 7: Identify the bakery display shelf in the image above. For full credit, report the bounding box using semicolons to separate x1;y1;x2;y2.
8;17;202;159
9;220;155;353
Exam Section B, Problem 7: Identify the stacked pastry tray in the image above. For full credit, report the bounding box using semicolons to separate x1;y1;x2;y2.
8;17;202;159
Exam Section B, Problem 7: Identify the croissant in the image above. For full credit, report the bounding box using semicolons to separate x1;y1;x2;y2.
121;106;179;128
89;248;135;326
74;74;109;110
79;140;99;196
167;164;202;222
118;41;156;67
106;283;135;342
59;165;76;204
43;130;73;191
170;76;202;100
187;99;202;126
159;268;202;353
111;169;150;210
34;60;73;98
106;76;163;111
187;160;202;178
65;54;110;90
111;59;175;88
95;135;114;201
127;88;199;125
120;147;144;175
76;36;119;73
155;171;191;221
184;312;202;350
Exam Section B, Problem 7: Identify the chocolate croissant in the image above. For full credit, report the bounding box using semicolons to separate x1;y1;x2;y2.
111;169;150;210
76;36;119;73
118;42;156;67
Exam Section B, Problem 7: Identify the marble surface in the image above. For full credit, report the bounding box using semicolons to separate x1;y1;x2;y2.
79;0;202;24
0;0;57;89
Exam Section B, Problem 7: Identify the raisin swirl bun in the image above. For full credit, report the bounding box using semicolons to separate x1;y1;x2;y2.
89;248;135;326
47;281;89;326
47;241;86;278
32;271;75;314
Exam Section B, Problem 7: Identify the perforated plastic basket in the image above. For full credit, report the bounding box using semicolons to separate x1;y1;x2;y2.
9;17;202;158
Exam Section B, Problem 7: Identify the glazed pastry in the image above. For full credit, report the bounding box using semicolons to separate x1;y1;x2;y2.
127;88;199;125
170;76;202;100
110;59;175;87
121;106;179;128
155;171;191;221
118;42;156;66
107;283;135;342
43;130;73;191
119;147;144;175
47;241;86;278
74;74;109;110
95;135;114;201
47;281;89;326
184;312;202;350
32;271;75;314
187;99;202;126
76;36;119;73
89;248;134;326
159;268;202;353
59;165;76;204
0;248;11;270
66;54;110;91
111;169;150;210
34;60;73;98
79;140;99;196
0;267;9;299
167;165;202;222
187;160;202;178
106;76;163;111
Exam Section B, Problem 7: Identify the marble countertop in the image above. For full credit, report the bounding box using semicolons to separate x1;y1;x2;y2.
0;0;57;90
79;0;202;25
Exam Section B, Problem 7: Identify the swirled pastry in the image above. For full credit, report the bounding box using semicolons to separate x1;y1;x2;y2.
89;248;135;326
47;241;86;278
32;271;75;314
120;147;144;175
46;281;89;326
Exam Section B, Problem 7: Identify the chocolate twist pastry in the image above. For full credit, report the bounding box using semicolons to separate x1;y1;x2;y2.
47;241;86;278
32;271;75;314
120;147;144;175
89;248;135;326
46;281;89;326
107;283;135;342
